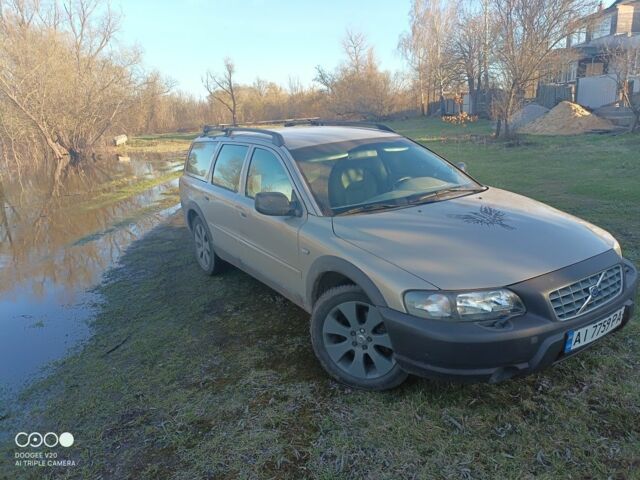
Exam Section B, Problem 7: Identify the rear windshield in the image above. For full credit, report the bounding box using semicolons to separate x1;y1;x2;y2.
289;137;479;215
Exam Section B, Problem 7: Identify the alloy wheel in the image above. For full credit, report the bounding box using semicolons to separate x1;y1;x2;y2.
194;222;211;269
322;301;395;379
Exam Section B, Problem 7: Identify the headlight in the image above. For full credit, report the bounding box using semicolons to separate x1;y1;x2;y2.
456;290;525;320
404;292;452;319
613;239;622;258
404;289;525;321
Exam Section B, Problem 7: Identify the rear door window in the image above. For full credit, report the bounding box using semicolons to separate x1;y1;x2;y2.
212;144;249;192
185;141;217;178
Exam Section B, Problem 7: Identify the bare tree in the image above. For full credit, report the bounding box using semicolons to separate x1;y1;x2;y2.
399;0;458;116
342;29;368;74
602;38;640;132
0;0;142;163
315;30;395;119
204;58;239;125
491;0;598;137
451;4;493;114
480;0;491;90
398;1;430;115
129;71;176;133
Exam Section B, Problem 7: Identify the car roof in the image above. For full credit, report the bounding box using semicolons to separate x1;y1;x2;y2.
194;125;400;150
275;126;400;150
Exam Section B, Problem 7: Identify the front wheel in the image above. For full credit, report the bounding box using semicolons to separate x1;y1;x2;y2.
310;285;408;391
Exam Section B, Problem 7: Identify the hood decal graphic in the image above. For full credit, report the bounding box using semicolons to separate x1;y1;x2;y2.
447;206;515;230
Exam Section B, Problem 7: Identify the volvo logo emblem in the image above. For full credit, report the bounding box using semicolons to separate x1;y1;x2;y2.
577;271;608;315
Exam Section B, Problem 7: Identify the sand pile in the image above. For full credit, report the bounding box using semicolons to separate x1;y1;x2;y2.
519;101;614;135
511;103;548;131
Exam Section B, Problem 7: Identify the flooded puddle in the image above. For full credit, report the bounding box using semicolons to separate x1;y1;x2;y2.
0;152;184;397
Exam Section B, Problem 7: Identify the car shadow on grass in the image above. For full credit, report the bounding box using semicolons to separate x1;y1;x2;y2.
2;211;639;480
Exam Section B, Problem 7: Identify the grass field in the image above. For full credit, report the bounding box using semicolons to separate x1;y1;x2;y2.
2;119;639;479
117;131;196;153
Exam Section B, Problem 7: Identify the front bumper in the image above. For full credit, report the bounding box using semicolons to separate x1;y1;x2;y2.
382;251;638;383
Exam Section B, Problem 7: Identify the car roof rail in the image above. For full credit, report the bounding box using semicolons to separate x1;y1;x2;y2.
284;119;395;133
202;125;285;146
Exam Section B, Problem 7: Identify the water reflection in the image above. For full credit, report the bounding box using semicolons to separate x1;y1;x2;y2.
0;152;184;393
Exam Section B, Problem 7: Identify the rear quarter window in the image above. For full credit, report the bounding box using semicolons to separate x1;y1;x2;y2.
185;141;217;178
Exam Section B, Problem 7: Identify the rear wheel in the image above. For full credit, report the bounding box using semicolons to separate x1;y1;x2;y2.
311;285;407;390
191;215;222;275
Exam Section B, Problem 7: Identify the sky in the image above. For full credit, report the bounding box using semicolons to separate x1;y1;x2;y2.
114;0;412;98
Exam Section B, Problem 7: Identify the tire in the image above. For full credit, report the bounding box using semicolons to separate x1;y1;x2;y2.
310;285;408;391
191;215;223;275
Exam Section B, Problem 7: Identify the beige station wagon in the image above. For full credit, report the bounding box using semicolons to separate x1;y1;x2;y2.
179;121;637;390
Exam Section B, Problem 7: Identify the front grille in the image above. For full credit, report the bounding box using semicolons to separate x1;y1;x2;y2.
549;265;623;321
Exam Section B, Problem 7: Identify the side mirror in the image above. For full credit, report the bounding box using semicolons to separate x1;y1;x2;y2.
456;162;467;172
255;192;295;216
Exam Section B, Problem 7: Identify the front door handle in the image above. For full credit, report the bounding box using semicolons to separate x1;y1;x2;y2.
204;195;210;201
239;211;247;218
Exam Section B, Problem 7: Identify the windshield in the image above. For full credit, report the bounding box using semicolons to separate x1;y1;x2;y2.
289;137;482;215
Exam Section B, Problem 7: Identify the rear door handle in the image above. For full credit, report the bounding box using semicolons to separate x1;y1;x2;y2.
204;195;210;201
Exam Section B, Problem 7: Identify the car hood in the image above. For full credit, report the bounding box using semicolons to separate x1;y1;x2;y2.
332;187;616;290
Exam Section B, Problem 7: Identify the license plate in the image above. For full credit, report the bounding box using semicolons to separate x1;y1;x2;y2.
564;307;625;353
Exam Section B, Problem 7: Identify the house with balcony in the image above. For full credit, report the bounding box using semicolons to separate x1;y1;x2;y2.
540;0;640;123
567;0;640;77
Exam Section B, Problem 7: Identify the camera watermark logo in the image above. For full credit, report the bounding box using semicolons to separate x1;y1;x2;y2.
13;431;77;468
15;432;74;448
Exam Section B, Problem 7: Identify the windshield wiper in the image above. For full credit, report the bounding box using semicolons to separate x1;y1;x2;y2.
405;191;439;205
434;186;486;198
334;201;407;216
406;186;485;206
335;187;486;215
439;186;486;194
